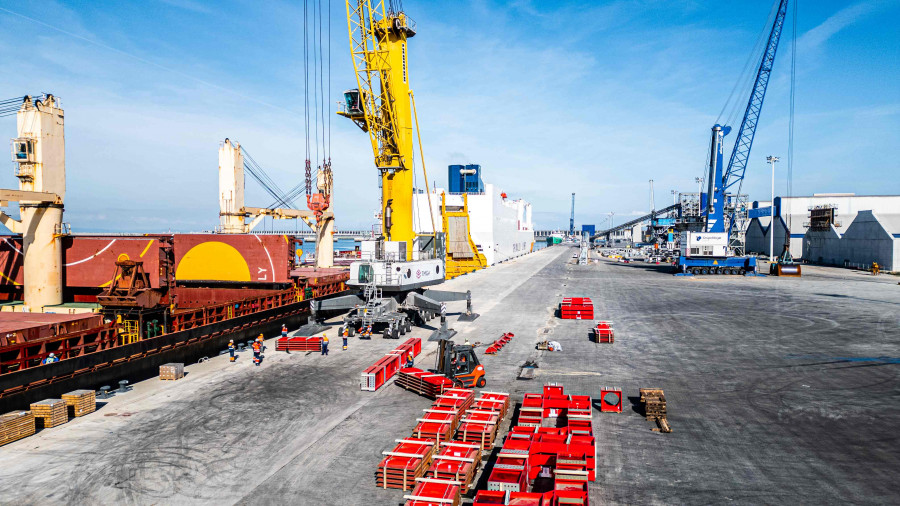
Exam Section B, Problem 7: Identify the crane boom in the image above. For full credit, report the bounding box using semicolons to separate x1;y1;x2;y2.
706;0;788;243
340;1;417;259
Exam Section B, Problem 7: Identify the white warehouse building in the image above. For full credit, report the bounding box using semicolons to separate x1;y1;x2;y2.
745;194;900;271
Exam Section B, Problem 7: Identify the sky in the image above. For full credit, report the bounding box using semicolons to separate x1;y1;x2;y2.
0;0;897;233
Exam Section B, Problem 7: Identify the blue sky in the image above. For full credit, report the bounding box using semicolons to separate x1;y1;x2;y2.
0;0;897;232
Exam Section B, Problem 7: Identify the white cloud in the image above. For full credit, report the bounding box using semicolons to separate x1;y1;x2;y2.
798;2;876;52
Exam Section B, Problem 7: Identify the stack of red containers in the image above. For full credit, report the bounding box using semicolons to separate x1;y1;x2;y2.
477;384;594;506
424;441;482;492
559;298;594;320
361;337;422;391
413;409;459;443
591;321;614;343
376;438;437;491
403;478;463;506
457;409;500;450
274;336;322;352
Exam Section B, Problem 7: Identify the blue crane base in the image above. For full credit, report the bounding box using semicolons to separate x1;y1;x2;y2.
675;256;760;276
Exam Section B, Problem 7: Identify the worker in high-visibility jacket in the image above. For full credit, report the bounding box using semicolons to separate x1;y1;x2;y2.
256;334;265;353
321;334;329;356
41;353;59;365
228;340;236;362
406;352;414;369
342;327;349;351
281;324;288;337
251;340;262;366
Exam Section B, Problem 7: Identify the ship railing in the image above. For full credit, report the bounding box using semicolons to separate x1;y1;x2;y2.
0;322;118;375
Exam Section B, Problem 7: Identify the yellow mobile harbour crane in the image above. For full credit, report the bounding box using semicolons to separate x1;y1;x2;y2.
308;1;478;339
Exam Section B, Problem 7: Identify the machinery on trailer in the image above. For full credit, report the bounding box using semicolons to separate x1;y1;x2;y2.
677;0;789;275
433;337;485;388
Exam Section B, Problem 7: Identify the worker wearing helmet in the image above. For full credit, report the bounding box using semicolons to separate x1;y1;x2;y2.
281;324;288;337
406;352;414;369
256;334;266;353
228;340;236;362
41;353;59;365
342;329;348;351
251;339;262;366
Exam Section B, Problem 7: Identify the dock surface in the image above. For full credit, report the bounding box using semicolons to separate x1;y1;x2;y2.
0;245;898;504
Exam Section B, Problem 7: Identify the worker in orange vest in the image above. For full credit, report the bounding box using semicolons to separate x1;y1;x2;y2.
321;334;329;356
342;327;349;350
228;340;236;362
252;339;262;366
281;324;288;337
406;352;414;368
256;333;265;352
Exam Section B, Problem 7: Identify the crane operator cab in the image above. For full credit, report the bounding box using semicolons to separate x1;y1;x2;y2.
434;338;486;388
343;89;365;117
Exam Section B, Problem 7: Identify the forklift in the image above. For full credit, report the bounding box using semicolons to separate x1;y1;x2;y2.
433;338;486;388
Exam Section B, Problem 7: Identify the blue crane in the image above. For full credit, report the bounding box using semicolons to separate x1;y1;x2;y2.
705;0;789;244
678;0;788;275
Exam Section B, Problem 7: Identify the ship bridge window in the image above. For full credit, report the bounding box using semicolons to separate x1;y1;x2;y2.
358;264;373;284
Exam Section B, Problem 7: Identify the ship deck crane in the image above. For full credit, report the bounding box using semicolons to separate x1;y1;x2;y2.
678;0;789;276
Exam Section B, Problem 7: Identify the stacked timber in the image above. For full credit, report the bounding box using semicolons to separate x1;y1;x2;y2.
30;399;68;428
377;438;437;491
396;368;453;399
640;388;667;419
640;388;671;433
0;411;36;446
160;363;185;380
62;390;96;417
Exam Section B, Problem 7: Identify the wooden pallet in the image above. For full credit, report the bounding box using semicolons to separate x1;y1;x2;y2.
30;399;68;428
160;363;185;380
62;390;96;417
0;411;36;446
640;388;671;432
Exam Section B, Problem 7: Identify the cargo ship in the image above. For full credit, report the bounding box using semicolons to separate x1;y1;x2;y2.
0;95;349;413
412;164;534;278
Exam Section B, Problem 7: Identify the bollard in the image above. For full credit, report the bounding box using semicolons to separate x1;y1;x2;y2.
99;386;111;399
118;380;130;394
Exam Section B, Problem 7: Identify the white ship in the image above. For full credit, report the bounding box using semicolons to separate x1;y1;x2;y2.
412;165;534;277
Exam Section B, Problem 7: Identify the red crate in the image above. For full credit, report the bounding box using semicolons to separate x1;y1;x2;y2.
560;298;594;320
599;387;622;413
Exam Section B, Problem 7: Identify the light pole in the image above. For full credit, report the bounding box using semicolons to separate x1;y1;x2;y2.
671;189;678;206
767;156;780;260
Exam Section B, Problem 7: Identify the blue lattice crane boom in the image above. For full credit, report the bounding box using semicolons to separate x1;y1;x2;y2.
706;0;789;238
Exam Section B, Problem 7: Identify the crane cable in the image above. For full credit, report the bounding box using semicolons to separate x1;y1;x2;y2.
786;0;798;246
410;91;438;258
